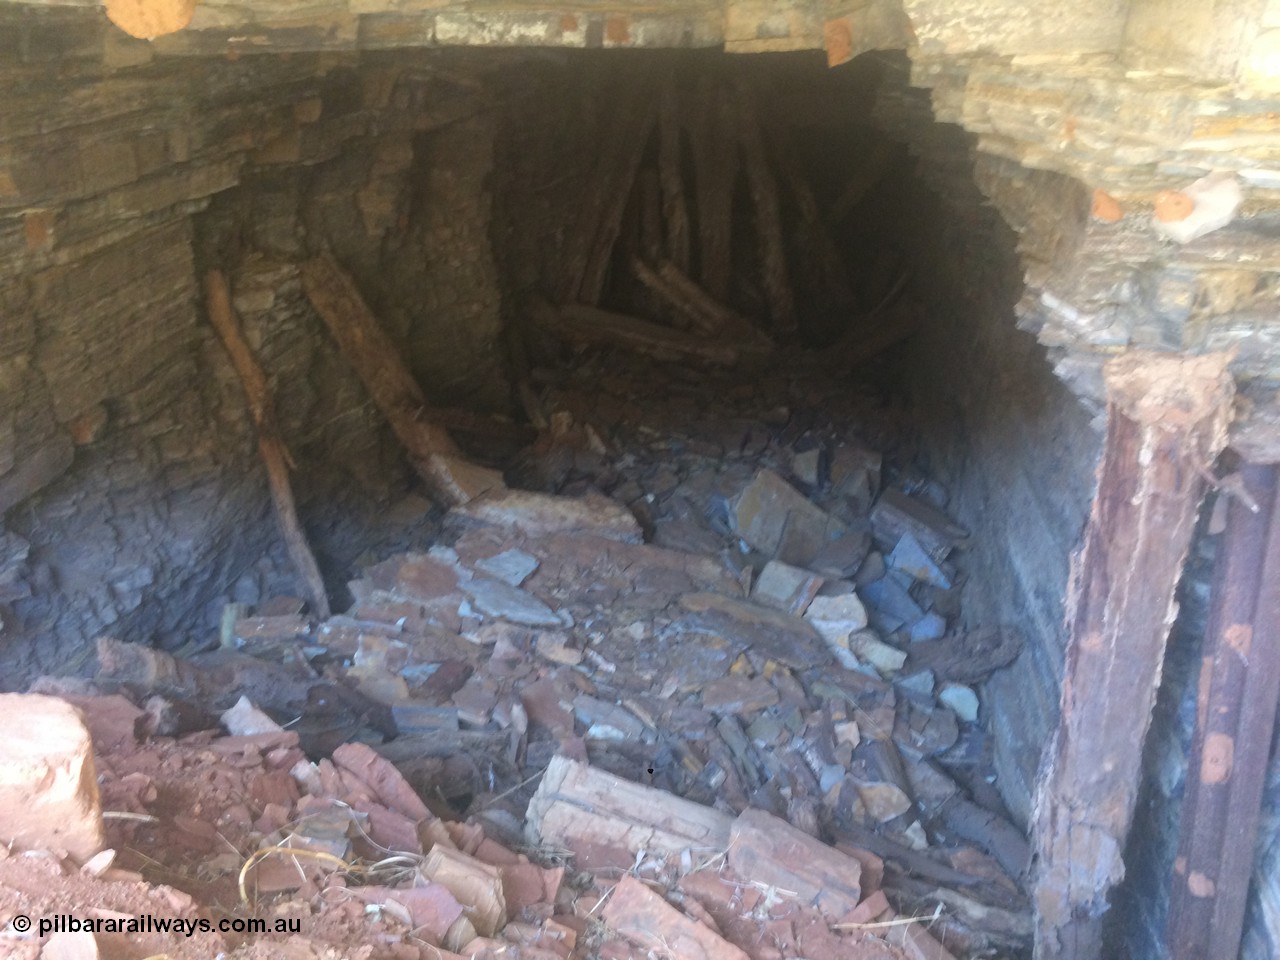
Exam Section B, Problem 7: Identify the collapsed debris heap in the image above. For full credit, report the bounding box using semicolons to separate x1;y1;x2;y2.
0;349;1032;959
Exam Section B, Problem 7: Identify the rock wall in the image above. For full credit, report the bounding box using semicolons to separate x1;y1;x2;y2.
866;71;1101;825
0;15;341;675
0;12;511;676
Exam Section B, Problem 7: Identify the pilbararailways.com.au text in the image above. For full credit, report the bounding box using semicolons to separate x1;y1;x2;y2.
20;914;302;937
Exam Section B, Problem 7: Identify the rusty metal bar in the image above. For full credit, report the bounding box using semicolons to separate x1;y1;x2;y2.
1168;463;1280;960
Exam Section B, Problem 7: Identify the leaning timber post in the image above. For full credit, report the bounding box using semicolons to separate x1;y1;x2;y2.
1166;462;1280;960
1031;350;1236;960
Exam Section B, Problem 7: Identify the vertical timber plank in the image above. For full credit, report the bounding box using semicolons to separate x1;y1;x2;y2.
735;80;796;336
688;75;739;302
1032;351;1235;960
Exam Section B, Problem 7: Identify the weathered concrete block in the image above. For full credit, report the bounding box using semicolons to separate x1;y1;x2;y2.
0;694;104;862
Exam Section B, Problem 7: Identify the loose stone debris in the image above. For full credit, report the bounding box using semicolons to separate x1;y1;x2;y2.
1;351;1032;960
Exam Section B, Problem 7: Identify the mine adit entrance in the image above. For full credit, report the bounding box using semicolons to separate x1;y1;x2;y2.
1;40;1111;960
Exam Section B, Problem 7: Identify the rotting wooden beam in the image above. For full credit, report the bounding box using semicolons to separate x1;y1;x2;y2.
1167;462;1280;960
657;75;691;274
629;256;769;347
203;269;331;619
735;81;796;337
1031;350;1235;960
560;71;658;306
525;295;744;367
299;254;504;507
687;76;739;302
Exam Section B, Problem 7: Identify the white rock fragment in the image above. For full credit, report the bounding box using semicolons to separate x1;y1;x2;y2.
939;683;980;723
848;630;907;676
1152;172;1243;244
221;695;284;736
804;592;868;643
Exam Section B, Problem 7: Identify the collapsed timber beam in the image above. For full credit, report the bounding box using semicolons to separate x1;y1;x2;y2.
204;269;331;619
1167;462;1280;960
1032;351;1235;960
300;254;504;507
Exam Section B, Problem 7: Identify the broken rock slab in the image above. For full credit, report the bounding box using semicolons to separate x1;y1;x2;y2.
603;874;750;960
447;490;642;543
732;468;845;566
870;488;968;561
887;533;953;590
700;675;779;716
727;807;862;917
804;592;869;645
677;592;829;670
0;694;104;862
473;549;539;586
751;560;823;615
463;578;562;627
526;756;733;872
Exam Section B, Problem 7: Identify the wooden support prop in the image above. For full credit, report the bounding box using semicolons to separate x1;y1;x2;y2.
1031;351;1235;960
430;407;538;447
824;289;921;370
771;127;856;310
735;82;796;336
1167;462;1280;960
637;167;664;265
526;296;741;367
561;73;658;306
629;257;768;349
829;139;898;226
299;254;503;507
204;270;331;620
657;76;691;274
688;77;739;301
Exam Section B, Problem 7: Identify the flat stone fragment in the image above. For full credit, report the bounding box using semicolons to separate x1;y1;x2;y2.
887;532;953;589
791;448;821;486
465;578;562;627
732;469;845;565
0;694;104;862
474;549;540;586
909;611;948;642
677;592;829;669
751;560;823;614
810;531;872;579
849;631;908;675
449;490;642;543
870;488;968;561
700;675;780;716
860;576;924;628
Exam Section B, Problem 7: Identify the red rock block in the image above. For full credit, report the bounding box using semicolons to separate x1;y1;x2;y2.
58;694;143;754
331;742;430;821
727;808;861;918
0;694;104;862
839;889;890;927
602;875;750;960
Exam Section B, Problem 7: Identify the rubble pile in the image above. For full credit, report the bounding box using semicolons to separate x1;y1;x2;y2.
3;353;1031;959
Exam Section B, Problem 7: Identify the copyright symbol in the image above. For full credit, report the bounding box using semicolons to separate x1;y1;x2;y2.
10;915;30;933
